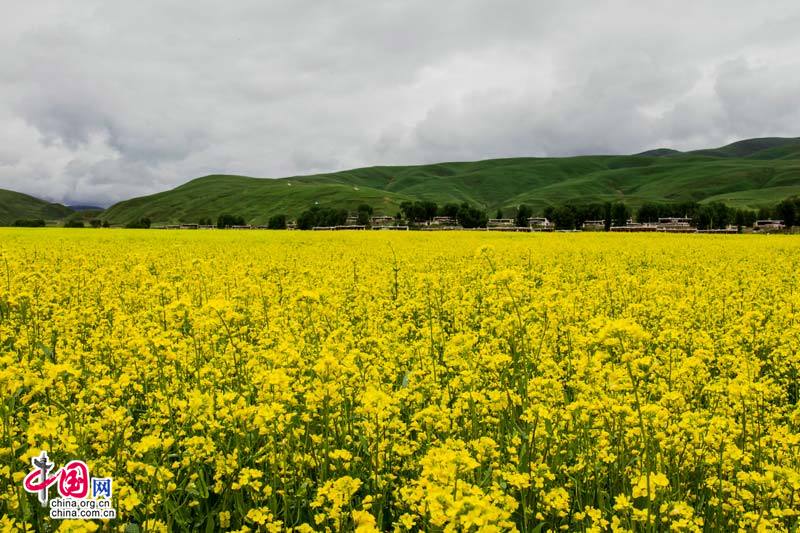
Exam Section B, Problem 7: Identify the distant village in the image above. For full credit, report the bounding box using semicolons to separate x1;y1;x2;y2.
155;215;789;233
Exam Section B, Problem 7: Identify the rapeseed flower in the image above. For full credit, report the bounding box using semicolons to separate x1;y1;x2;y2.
1;229;798;531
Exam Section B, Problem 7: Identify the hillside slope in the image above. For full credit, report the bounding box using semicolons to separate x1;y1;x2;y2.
0;189;74;225
100;137;800;225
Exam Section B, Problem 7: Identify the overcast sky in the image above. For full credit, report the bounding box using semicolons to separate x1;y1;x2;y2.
2;1;799;206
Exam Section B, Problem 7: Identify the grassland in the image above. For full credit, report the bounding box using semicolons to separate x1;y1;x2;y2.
0;188;73;226
99;137;800;226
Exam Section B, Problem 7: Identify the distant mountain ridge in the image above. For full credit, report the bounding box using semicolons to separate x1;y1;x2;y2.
638;137;800;159
100;137;800;226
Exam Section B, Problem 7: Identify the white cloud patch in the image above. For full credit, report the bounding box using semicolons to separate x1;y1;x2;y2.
0;0;799;205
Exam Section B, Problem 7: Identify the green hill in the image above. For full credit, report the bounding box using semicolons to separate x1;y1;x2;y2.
5;136;799;228
689;137;800;159
93;136;800;225
0;189;74;225
635;148;683;157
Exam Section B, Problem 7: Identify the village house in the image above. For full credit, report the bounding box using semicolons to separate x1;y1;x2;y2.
697;225;738;234
487;218;515;228
658;217;692;226
528;217;553;231
657;217;696;233
313;225;366;230
610;219;658;232
581;220;605;231
753;220;785;232
370;215;395;226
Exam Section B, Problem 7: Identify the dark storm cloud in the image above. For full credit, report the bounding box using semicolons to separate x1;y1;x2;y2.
1;0;799;205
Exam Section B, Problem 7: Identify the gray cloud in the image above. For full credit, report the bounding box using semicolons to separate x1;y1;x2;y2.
1;0;799;206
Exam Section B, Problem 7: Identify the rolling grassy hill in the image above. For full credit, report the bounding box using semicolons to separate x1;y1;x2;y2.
1;137;795;226
0;188;74;225
101;137;800;226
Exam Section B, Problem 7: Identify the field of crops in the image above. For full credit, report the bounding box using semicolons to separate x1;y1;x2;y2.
1;229;799;532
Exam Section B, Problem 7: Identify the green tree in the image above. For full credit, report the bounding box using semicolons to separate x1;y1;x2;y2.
515;204;532;228
296;208;319;230
694;202;730;229
399;201;418;223
296;206;347;229
611;202;630;227
637;202;662;223
456;203;488;228
550;205;577;229
125;217;151;229
356;204;373;226
672;202;700;219
573;203;605;228
13;219;46;227
541;202;612;229
734;209;756;232
439;203;460;219
420;201;438;222
401;201;437;223
217;214;245;229
603;202;612;231
776;196;799;228
267;214;287;229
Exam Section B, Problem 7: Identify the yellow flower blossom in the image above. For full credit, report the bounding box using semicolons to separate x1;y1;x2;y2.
1;230;799;531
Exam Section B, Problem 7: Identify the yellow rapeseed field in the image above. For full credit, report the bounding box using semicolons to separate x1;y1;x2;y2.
1;229;799;532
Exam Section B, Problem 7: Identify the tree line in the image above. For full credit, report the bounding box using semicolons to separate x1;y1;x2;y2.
14;195;796;230
539;196;800;230
113;196;800;231
397;201;489;228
